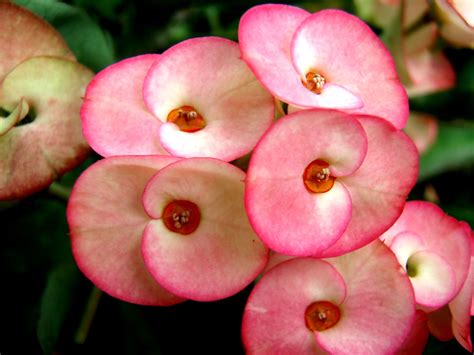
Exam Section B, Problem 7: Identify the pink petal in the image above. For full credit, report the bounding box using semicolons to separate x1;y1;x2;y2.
238;5;362;110
242;258;347;354
318;241;416;353
427;306;454;340
404;112;438;154
291;10;408;129
320;116;418;257
405;50;456;97
246;109;368;256
143;37;274;161
81;55;168;157
0;2;74;81
67;155;183;305
0;57;93;200
141;158;268;301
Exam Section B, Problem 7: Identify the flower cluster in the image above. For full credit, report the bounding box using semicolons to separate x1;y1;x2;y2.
0;2;93;200
66;3;473;353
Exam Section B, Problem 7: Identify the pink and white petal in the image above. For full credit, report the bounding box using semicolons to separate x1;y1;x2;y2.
247;178;352;256
389;231;426;269
67;155;183;306
0;2;74;80
381;201;472;301
320;241;416;354
81;55;167;157
242;258;346;354
247;109;368;182
407;250;457;309
321;116;418;257
291;9;408;128
239;4;341;109
246;110;369;256
396;311;430;355
143;37;274;161
0;57;93;200
141;158;268;301
405;50;456;97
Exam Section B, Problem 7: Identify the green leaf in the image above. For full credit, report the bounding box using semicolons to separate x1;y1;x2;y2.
37;263;81;354
418;121;474;181
14;0;115;72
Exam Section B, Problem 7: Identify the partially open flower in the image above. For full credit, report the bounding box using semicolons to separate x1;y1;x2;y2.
0;3;93;200
68;156;268;304
245;109;418;257
242;241;416;353
380;201;472;311
239;4;408;129
141;37;274;161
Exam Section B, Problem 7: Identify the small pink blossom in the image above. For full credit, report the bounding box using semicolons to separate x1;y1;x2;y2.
245;108;418;257
239;4;408;128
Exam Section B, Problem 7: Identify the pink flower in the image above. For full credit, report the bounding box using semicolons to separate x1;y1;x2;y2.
434;0;474;48
239;4;408;129
67;156;268;304
242;241;416;353
0;2;93;200
245;108;418;257
81;37;274;161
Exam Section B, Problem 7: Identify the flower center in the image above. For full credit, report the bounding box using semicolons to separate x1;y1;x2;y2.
303;72;326;94
303;159;335;193
162;200;200;235
167;105;206;133
305;301;341;332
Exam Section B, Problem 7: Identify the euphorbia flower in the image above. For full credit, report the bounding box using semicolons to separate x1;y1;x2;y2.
0;2;93;200
380;201;472;311
68;156;268;304
81;36;274;161
245;109;418;257
242;241;416;353
81;55;169;157
239;4;408;129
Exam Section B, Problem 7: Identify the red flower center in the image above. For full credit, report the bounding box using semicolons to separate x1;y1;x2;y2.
162;200;200;235
303;159;335;193
167;105;206;133
305;301;341;331
303;71;326;94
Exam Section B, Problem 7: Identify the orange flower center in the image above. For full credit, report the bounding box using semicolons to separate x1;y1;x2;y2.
167;105;206;133
305;301;341;331
303;71;326;94
162;200;200;235
303;159;336;193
